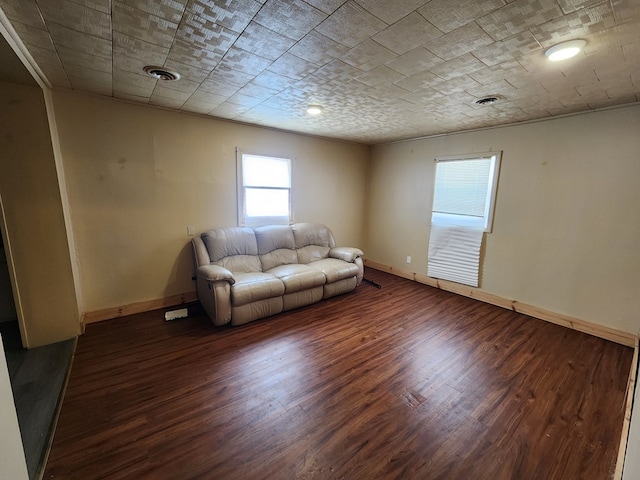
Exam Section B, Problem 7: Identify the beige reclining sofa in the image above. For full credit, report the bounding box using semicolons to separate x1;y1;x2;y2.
192;223;364;326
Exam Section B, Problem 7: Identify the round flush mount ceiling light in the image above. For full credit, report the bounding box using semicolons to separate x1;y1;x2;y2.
143;65;181;81
544;39;587;61
307;105;323;115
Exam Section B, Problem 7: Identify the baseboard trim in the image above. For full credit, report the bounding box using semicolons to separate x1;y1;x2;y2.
364;259;637;347
36;336;77;480
82;292;198;325
615;341;639;479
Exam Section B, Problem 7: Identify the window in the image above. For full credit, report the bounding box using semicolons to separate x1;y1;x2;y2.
237;150;292;227
431;152;501;232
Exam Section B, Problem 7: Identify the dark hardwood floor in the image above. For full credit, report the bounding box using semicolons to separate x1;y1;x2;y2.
43;269;633;480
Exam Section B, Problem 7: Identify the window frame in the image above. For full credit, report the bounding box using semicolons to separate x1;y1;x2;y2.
236;148;293;228
431;151;502;233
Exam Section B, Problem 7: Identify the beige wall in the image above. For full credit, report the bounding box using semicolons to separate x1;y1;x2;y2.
50;91;369;315
0;81;80;347
42;88;640;336
366;104;640;335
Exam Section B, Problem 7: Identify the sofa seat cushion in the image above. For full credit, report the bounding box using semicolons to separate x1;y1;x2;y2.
266;264;326;294
231;272;284;307
306;258;360;283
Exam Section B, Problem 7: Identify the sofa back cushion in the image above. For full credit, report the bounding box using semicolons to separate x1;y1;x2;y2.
255;225;297;271
292;223;336;264
201;227;262;273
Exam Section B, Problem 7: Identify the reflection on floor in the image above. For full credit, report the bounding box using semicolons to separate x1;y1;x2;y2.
0;321;75;480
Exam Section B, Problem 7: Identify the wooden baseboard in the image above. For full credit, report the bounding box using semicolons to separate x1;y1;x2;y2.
82;292;198;325
36;336;77;480
364;259;637;347
615;341;639;479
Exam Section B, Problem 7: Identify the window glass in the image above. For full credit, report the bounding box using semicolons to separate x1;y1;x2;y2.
237;150;292;227
245;188;289;217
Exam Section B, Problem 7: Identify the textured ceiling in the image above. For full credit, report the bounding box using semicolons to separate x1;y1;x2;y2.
0;0;639;144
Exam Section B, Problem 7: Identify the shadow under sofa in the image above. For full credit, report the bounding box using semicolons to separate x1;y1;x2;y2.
192;223;364;326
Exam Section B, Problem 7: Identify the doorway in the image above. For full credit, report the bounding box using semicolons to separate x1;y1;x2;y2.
0;214;76;479
0;223;21;348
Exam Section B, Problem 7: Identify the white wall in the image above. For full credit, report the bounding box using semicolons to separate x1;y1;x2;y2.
366;105;640;334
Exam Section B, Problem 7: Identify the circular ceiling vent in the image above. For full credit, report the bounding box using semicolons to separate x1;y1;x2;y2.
143;65;181;81
475;96;499;105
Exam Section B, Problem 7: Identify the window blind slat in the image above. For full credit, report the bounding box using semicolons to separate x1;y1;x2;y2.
433;158;491;217
427;224;484;287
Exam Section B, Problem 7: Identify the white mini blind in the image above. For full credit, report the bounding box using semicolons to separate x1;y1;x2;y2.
427;224;484;287
242;154;290;189
433;158;491;218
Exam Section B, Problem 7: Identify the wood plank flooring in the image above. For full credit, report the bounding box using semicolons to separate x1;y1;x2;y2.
43;269;633;480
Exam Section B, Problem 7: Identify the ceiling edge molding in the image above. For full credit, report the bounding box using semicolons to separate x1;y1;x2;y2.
376;101;640;147
0;7;51;90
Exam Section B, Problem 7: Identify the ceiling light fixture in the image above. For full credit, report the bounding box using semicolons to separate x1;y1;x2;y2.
544;39;587;61
307;105;322;115
143;65;181;81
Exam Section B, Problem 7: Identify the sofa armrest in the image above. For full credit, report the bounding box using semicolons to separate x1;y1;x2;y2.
196;267;233;326
196;265;235;285
330;247;364;263
192;236;211;269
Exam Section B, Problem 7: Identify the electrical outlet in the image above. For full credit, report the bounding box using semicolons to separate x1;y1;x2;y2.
406;256;412;264
187;225;195;236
